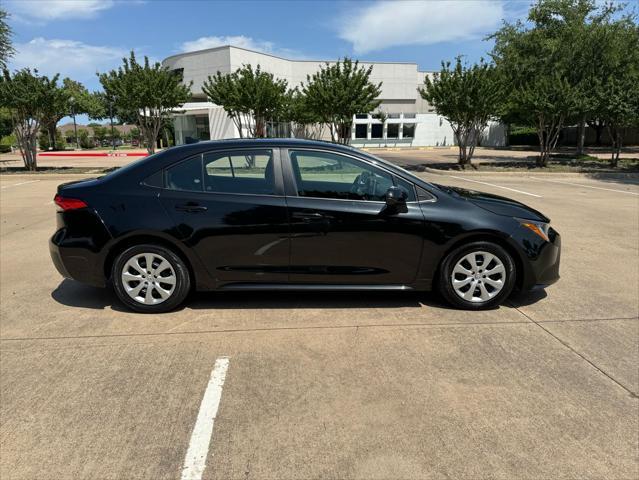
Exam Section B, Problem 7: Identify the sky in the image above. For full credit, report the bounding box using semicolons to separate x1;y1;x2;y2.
4;0;533;123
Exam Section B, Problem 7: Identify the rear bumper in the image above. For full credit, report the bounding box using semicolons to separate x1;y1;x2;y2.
50;228;106;288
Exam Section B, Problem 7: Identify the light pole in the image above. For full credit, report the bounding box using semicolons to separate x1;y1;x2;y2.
69;96;79;150
108;96;116;150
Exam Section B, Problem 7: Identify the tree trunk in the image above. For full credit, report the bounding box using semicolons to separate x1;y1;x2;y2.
15;120;39;171
607;125;622;168
576;115;586;156
536;129;547;168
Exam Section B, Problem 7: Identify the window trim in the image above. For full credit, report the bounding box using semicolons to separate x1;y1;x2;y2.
283;147;419;204
162;147;284;197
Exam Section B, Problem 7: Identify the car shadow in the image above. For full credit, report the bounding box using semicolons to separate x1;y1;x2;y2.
52;279;447;311
52;279;549;312
187;290;437;310
51;279;126;311
508;288;548;308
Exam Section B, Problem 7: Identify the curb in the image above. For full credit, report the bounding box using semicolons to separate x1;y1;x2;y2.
419;166;639;179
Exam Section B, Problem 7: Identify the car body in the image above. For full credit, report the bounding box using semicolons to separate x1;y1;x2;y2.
50;139;560;312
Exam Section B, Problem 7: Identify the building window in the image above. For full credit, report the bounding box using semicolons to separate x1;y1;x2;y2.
371;124;383;139
403;124;415;138
355;124;367;139
355;114;368;119
388;113;400;119
387;124;399;139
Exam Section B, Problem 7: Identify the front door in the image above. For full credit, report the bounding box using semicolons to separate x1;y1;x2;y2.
283;148;425;285
159;148;290;285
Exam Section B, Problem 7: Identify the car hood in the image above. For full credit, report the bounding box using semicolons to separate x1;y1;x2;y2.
435;184;550;222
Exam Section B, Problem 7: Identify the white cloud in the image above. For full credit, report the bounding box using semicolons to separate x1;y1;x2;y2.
7;0;115;21
10;38;126;82
179;35;306;59
181;35;274;54
338;0;505;54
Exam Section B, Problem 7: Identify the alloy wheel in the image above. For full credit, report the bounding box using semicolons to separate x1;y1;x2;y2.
121;253;177;305
451;251;506;303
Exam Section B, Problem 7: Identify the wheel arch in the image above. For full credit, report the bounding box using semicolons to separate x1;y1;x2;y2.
102;233;209;290
435;232;525;291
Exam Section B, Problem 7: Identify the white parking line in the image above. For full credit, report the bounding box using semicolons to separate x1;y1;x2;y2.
528;177;639;196
448;176;542;198
0;180;40;190
181;357;230;480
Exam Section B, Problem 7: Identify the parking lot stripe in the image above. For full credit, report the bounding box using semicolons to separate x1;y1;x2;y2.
528;177;639;196
0;180;40;190
448;176;542;198
181;357;230;480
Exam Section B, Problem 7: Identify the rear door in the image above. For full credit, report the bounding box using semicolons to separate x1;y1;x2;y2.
283;148;425;285
159;148;290;285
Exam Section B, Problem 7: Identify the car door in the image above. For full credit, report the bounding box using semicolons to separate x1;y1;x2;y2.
158;147;290;285
283;148;425;285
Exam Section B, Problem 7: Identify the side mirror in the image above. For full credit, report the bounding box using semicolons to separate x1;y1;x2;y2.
385;186;408;212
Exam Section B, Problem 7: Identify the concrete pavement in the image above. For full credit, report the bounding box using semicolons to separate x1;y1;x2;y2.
0;172;637;479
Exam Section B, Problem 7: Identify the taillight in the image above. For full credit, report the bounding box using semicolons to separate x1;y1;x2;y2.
54;194;88;211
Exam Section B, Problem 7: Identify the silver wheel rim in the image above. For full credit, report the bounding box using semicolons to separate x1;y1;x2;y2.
121;253;177;305
451;251;506;303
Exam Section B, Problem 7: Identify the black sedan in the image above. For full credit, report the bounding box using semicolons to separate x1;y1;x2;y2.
50;139;560;313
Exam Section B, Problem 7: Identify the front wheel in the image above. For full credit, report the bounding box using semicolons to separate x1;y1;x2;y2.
438;241;516;310
112;244;191;313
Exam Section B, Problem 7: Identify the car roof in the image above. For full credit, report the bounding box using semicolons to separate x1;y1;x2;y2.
165;138;356;154
102;138;435;192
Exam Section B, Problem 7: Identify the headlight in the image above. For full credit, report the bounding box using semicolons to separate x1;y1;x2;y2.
517;218;550;242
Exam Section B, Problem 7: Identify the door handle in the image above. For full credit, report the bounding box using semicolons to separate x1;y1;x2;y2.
175;203;208;213
292;212;325;222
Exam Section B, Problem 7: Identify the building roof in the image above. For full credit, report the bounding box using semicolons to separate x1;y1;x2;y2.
163;44;431;71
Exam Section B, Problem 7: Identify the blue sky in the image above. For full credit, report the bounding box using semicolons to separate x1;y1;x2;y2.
5;0;536;94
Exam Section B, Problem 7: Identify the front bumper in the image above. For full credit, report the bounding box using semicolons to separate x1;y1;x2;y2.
518;228;561;290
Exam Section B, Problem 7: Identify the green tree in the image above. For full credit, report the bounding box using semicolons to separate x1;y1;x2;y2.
77;128;92;149
92;125;108;145
285;89;323;139
0;69;60;170
129;127;140;145
39;128;65;151
98;51;192;154
302;58;382;144
490;0;636;166
0;106;12;137
419;58;502;168
0;8;14;70
202;64;289;138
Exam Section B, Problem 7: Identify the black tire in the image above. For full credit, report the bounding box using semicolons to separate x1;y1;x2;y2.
112;244;191;313
437;241;516;310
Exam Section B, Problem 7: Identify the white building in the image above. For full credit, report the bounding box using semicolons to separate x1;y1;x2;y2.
162;45;506;148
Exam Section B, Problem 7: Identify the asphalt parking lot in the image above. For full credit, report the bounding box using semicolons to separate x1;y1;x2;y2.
1;170;638;479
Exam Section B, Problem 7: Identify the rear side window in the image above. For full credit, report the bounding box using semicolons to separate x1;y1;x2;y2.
203;149;275;195
165;155;203;192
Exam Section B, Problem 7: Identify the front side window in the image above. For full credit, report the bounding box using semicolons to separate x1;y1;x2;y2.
203;149;275;195
289;150;395;202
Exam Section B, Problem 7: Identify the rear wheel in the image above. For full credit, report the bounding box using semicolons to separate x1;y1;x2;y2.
112;244;190;313
438;241;515;310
